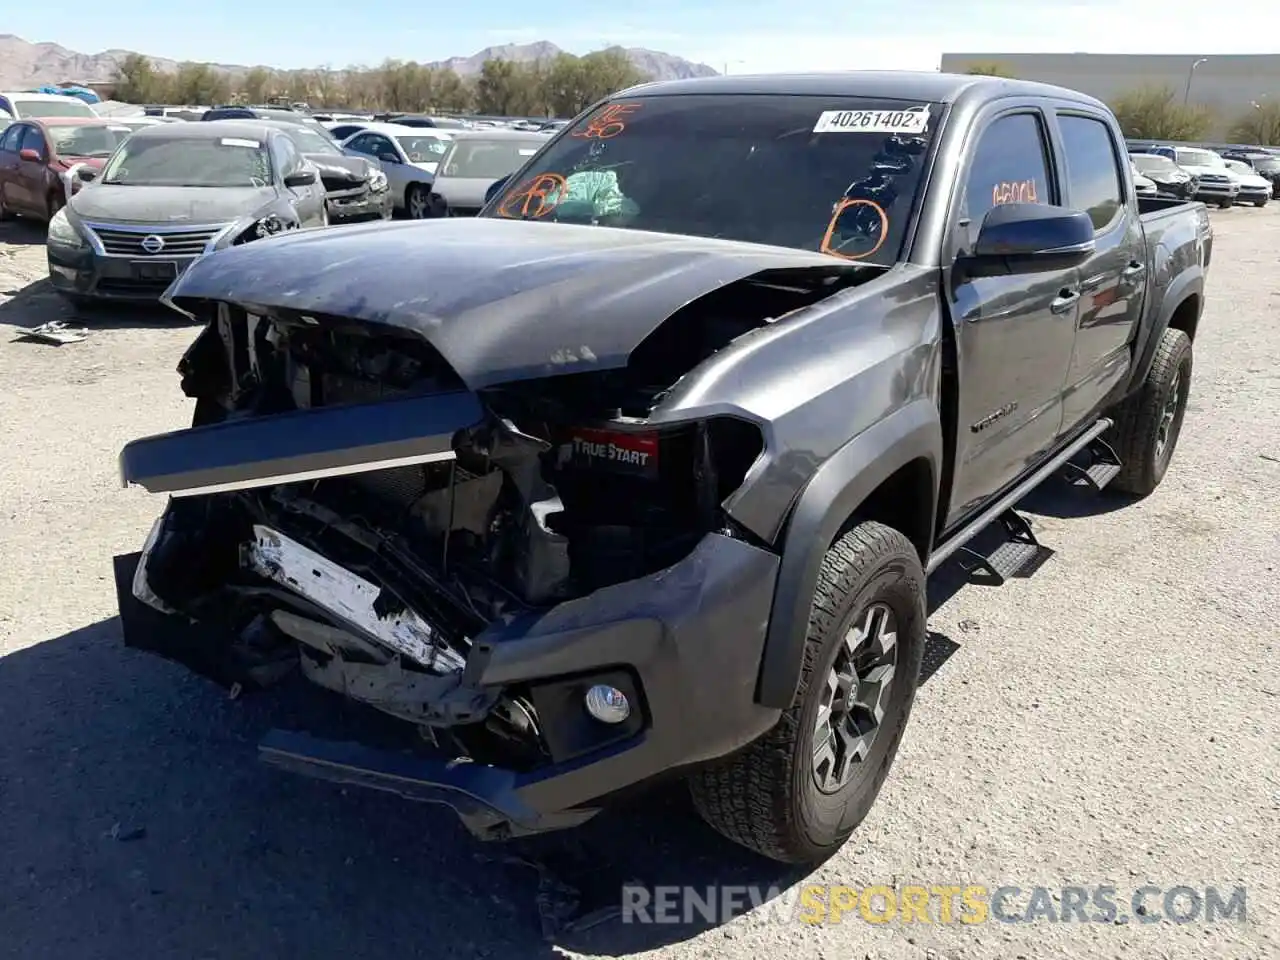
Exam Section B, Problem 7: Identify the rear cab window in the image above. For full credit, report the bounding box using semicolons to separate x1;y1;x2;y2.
1057;114;1124;232
481;93;945;267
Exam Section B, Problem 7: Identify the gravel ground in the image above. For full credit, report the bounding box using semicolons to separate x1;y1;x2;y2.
0;209;1275;960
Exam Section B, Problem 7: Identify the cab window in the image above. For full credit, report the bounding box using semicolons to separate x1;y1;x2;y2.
1057;114;1124;232
959;113;1053;245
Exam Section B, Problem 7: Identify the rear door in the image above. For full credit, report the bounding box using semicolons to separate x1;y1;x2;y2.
0;124;24;211
941;104;1079;527
14;124;50;213
1052;111;1147;433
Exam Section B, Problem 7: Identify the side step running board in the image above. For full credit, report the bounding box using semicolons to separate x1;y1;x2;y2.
927;417;1114;577
956;509;1042;585
1062;435;1122;492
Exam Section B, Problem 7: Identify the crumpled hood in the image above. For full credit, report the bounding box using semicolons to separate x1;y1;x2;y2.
165;217;851;390
306;153;371;187
68;184;278;224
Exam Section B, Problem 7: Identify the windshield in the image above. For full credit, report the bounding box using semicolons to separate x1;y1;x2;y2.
1176;148;1223;168
285;126;341;155
49;124;130;159
442;137;546;179
15;98;97;118
101;135;273;187
1253;158;1280;172
1225;160;1252;175
396;134;450;164
1132;155;1174;173
483;94;940;266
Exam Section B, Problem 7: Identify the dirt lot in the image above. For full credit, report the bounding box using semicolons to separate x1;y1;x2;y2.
0;210;1276;960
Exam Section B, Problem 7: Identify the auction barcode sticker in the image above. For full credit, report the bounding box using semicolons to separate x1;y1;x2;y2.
813;106;931;135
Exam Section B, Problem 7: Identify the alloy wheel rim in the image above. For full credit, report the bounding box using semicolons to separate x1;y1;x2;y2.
1156;366;1184;461
812;602;898;794
409;191;427;218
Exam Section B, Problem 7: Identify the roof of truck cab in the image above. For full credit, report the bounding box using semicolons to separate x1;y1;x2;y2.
616;71;1107;108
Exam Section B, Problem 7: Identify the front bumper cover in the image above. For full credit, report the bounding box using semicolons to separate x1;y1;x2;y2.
113;520;783;840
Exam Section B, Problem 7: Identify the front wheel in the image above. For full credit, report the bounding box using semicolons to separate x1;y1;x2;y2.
689;520;927;864
1219;198;1233;209
1105;327;1193;497
1255;199;1268;208
406;184;430;219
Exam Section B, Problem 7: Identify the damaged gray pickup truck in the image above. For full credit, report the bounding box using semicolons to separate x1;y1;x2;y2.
113;72;1211;864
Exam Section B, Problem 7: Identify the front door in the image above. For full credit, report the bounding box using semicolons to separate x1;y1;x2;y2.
942;108;1079;528
1054;112;1147;433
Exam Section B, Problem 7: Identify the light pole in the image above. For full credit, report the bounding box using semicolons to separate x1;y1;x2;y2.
722;59;745;75
1183;57;1208;106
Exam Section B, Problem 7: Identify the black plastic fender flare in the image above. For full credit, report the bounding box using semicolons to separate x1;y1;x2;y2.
1125;267;1203;396
754;399;942;709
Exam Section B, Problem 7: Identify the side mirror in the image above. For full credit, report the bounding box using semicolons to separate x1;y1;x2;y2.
961;203;1095;277
377;152;400;165
283;169;318;187
19;148;42;162
484;176;510;205
77;167;97;182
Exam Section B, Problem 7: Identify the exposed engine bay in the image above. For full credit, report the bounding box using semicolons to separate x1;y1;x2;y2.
136;265;865;765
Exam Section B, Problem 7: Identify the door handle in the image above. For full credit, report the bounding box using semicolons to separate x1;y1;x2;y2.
1121;260;1146;279
1050;289;1080;314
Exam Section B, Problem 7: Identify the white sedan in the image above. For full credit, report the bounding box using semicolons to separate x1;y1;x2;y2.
338;122;453;218
1223;159;1272;207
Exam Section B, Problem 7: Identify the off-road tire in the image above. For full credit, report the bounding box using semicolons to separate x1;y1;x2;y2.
688;520;927;864
1105;327;1192;497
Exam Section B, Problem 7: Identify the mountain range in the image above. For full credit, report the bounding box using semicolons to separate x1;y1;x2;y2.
0;34;718;90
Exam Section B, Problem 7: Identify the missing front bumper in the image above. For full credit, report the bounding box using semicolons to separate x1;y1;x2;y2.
113;529;784;839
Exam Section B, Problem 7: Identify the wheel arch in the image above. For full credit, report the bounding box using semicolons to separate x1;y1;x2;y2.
755;399;942;709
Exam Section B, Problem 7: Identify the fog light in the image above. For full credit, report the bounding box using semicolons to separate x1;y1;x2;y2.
584;684;631;724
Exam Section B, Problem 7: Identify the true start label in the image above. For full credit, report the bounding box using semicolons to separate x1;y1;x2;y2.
813;106;931;135
567;428;660;475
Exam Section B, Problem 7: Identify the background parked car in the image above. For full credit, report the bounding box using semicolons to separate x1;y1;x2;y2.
45;120;328;305
340;122;453;218
0;118;133;223
428;128;551;217
1223;158;1273;206
0;92;100;120
246;118;391;223
325;121;371;141
1130;161;1158;196
1129;153;1197;200
1220;149;1280;195
1144;145;1238;208
201;105;325;129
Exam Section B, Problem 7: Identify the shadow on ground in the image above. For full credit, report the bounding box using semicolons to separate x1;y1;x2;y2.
0;617;820;959
0;277;194;332
0;219;48;247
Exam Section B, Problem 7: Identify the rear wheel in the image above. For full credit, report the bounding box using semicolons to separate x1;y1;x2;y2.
47;190;65;221
1105;327;1193;497
0;189;10;221
689;520;927;864
406;184;429;219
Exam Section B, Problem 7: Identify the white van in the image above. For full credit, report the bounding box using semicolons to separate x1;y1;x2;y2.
0;92;100;120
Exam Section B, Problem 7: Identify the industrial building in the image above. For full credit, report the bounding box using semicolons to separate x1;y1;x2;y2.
938;53;1279;136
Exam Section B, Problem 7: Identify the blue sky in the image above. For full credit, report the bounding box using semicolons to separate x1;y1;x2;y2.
7;0;1275;73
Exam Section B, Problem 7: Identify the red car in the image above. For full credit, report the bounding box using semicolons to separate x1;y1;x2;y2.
0;117;131;223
